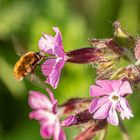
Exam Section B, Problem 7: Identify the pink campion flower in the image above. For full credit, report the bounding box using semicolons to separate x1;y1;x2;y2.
38;27;67;89
89;80;134;126
28;88;66;140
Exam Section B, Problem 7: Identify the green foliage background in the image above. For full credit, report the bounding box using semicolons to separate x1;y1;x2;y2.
0;0;140;139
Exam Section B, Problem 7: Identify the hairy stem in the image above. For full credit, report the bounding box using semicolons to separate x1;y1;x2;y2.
99;126;108;140
119;117;131;140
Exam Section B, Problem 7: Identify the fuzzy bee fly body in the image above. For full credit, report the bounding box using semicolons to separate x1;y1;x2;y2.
13;51;44;81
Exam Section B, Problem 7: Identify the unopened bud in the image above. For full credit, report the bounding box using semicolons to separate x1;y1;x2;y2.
111;65;140;84
59;98;92;114
113;21;135;50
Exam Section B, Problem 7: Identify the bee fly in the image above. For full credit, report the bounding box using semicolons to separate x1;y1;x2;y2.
13;51;44;81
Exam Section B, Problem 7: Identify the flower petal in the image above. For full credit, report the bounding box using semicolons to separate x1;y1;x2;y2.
46;59;65;89
89;96;109;113
90;85;110;97
46;68;60;89
93;101;112;119
53;27;65;57
46;88;56;103
38;33;55;54
57;128;66;140
119;81;133;96
61;115;77;127
96;80;114;92
107;106;119;126
28;91;52;110
119;98;134;120
38;27;65;58
54;122;66;140
41;59;56;76
111;80;122;93
29;110;51;121
40;123;55;139
89;98;98;113
46;88;58;114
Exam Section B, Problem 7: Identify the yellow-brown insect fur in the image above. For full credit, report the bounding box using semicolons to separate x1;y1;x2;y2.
13;51;43;80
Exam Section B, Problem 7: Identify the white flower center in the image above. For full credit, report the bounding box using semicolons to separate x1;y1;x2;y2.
112;95;119;100
109;92;120;103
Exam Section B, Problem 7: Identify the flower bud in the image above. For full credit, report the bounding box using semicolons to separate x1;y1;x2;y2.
112;65;140;84
62;110;93;127
59;98;92;114
113;21;135;50
66;39;123;65
66;47;102;64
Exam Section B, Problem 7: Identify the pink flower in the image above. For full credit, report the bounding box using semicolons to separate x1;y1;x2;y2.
28;88;66;140
89;80;133;126
38;27;66;89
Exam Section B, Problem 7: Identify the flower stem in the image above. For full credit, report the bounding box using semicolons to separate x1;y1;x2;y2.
99;126;108;140
118;117;131;140
75;120;107;140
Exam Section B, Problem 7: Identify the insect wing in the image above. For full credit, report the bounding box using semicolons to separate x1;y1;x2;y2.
11;35;28;56
26;74;46;89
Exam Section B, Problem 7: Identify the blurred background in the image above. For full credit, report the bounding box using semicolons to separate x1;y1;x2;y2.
0;0;140;139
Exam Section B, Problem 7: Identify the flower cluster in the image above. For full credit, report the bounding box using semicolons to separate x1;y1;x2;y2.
15;22;140;140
